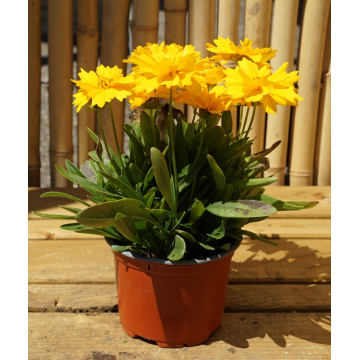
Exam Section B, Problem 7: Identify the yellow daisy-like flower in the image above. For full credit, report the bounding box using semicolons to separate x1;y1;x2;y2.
175;86;235;114
71;65;133;112
124;42;201;93
224;58;303;114
206;36;277;68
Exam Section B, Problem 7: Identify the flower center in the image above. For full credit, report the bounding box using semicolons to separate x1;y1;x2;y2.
98;76;111;89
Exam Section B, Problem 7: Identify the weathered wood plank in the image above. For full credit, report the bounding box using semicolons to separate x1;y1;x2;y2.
28;283;330;313
28;239;330;284
28;218;330;240
28;187;331;219
28;312;331;359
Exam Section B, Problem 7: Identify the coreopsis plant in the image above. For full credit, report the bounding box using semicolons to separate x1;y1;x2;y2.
32;38;315;261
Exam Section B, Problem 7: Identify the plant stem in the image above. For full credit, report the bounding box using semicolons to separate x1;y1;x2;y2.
244;102;258;139
108;103;131;183
236;105;243;138
191;109;196;124
97;109;121;178
189;117;205;200
168;89;178;212
240;106;250;138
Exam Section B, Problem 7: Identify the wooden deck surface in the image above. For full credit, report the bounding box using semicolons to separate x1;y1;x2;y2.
28;186;331;359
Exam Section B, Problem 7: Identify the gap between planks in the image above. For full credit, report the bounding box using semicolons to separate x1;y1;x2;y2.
28;283;331;313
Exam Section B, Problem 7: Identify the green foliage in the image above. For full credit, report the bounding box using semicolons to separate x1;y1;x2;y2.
33;105;318;261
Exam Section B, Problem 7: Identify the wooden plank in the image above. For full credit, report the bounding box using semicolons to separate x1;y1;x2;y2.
29;283;330;313
28;218;331;240
28;239;330;284
28;187;331;219
28;312;331;359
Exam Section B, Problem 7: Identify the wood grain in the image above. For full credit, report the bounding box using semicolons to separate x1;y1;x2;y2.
29;283;330;313
28;312;331;359
28;239;330;284
28;218;331;240
28;187;331;219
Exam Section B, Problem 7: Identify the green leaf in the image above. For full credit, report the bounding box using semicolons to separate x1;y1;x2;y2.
206;200;277;218
60;223;86;231
140;111;155;156
199;243;215;250
114;213;145;245
231;177;278;190
40;191;90;207
207;221;225;239
88;196;104;204
207;155;226;192
58;205;81;214
99;171;143;202
143;187;157;203
225;217;249;230
221;184;233;202
190;200;205;225
74;228;120;239
238;229;278;246
221;111;233;135
167;235;186;261
243;140;281;167
56;165;111;194
123;127;146;163
175;230;196;243
249;194;318;211
194;126;225;153
129;163;146;184
178;148;208;192
212;134;232;159
75;198;161;230
111;245;132;252
217;141;252;166
175;117;189;170
31;211;75;220
150;147;177;214
219;243;231;251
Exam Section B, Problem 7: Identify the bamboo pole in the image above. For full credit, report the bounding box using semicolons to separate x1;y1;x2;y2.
164;0;187;113
314;9;331;184
131;0;159;48
48;0;73;187
317;62;331;186
76;0;99;168
289;0;330;186
28;0;42;186
100;0;131;153
244;0;272;154
264;0;299;185
218;0;241;135
187;0;216;121
164;0;187;46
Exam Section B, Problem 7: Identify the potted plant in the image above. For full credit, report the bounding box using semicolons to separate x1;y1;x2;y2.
32;37;317;348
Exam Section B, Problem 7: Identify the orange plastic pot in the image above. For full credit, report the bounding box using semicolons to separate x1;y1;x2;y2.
107;239;241;348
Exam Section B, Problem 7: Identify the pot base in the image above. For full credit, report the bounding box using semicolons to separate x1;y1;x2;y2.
122;324;210;348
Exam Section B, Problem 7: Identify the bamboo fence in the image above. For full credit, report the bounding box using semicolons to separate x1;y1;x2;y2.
29;0;331;188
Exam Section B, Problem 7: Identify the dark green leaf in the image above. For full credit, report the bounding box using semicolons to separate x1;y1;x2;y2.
194;126;225;153
129;163;145;184
58;205;81;214
199;243;215;250
207;155;226;192
243;140;281;167
207;221;225;239
238;229;278;246
221;111;233;135
150;147;176;214
175;230;196;243
231;177;278;190
221;184;233;202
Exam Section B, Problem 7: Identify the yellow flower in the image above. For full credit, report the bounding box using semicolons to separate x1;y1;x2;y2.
224;58;303;114
124;42;200;93
175;86;235;114
206;36;277;68
71;65;133;112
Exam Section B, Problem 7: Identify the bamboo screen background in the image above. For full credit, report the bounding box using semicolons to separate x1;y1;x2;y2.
28;0;331;188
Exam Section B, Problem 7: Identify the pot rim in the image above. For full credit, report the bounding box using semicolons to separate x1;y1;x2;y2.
105;237;242;266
